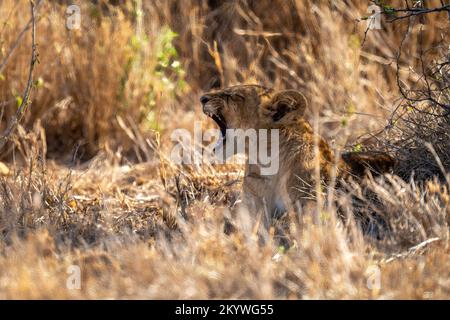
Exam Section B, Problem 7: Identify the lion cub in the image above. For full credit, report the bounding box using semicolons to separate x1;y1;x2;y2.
200;85;394;225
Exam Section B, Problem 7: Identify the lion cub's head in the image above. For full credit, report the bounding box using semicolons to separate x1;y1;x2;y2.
200;85;308;149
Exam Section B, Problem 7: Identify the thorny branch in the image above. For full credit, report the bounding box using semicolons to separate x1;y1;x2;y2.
358;1;450;180
371;0;450;21
360;1;449;117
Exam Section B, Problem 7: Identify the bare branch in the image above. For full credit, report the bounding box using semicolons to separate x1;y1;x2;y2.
0;0;40;152
0;0;42;75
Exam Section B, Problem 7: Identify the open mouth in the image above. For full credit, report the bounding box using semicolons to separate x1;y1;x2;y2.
205;112;227;150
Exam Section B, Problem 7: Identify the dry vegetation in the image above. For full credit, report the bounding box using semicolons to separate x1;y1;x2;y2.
0;0;449;299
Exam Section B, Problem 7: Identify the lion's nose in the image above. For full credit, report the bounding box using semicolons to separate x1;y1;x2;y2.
200;95;210;105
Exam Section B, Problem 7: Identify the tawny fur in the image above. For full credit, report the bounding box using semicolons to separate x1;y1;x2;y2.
201;85;394;223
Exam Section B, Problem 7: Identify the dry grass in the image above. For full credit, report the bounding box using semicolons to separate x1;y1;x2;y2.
0;0;448;299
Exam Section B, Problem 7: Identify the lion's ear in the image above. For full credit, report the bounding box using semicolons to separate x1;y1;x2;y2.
264;90;308;123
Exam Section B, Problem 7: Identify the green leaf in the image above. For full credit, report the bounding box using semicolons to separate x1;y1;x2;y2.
353;144;362;152
34;77;44;88
15;95;23;108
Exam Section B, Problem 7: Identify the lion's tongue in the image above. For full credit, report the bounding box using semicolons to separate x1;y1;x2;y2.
209;113;227;154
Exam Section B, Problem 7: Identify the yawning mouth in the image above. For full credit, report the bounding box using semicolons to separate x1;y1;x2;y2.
205;112;227;150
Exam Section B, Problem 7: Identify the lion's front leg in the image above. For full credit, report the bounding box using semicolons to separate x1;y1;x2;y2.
241;175;275;229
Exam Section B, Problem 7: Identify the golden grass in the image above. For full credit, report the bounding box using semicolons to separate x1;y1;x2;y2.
0;0;448;299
